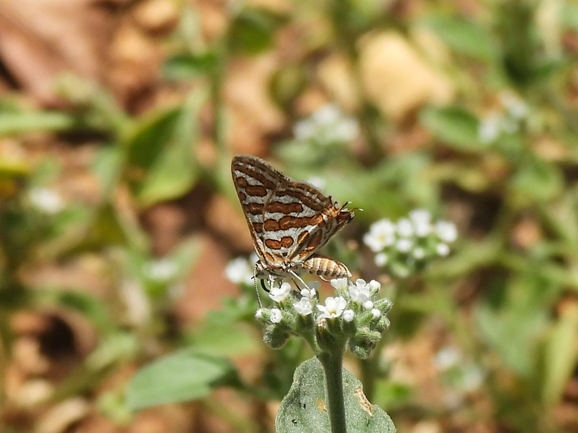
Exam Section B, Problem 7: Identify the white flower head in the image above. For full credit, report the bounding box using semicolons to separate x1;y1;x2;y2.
396;218;414;237
367;280;381;294
374;252;388;267
364;219;396;252
225;257;254;285
294;297;312;316
300;287;317;300
317;296;347;320
294;119;314;140
436;221;457;243
313;104;341;125
396;238;414;253
343;309;355;322
330;278;349;291
349;279;372;305
478;113;501;144
269;282;292;303
434;346;461;371
334;117;360;142
412;247;426;260
499;92;528;120
371;308;381;319
146;258;178;282
270;308;283;323
410;209;432;237
28;188;64;214
436;243;451;256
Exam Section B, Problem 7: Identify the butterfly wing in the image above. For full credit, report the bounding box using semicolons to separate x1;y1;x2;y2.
231;155;288;266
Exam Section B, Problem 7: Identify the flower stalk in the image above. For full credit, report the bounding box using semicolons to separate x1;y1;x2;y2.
318;348;347;433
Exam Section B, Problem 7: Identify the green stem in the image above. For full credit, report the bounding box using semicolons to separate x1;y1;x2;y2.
318;350;347;433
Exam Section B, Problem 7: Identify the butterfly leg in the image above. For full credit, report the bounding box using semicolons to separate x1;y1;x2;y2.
252;269;264;308
288;269;311;292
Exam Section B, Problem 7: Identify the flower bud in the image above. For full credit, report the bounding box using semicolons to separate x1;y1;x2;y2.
263;324;291;349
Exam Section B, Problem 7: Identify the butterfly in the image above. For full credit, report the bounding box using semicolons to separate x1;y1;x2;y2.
231;155;353;300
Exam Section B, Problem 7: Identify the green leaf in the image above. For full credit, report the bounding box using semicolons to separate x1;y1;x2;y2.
92;146;124;199
163;52;219;80
0;111;78;136
126;349;239;410
124;91;205;206
474;273;552;378
511;156;563;201
228;8;283;55
276;357;395;433
419;106;483;151
542;304;578;406
421;16;496;61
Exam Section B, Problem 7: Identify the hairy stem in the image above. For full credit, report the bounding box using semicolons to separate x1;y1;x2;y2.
318;350;347;433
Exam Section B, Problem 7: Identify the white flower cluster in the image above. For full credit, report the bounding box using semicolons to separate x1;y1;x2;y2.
363;209;457;277
28;187;64;214
294;104;359;146
254;277;391;357
478;92;529;144
434;345;484;406
257;278;383;324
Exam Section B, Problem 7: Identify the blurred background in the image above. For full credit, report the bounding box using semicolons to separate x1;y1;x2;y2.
1;0;578;431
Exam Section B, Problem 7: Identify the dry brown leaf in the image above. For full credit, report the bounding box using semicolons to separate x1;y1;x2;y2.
0;0;127;105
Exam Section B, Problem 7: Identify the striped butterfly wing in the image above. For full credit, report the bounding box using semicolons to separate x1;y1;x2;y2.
272;180;353;263
231;154;354;279
231;154;287;266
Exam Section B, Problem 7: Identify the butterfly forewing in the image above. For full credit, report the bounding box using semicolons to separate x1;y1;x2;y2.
231;154;353;281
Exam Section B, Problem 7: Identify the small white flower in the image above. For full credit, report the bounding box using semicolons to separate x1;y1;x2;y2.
145;258;178;281
294;119;315;140
255;309;264;319
396;238;414;253
294;297;313;316
478;113;501;144
371;308;381;319
269;282;292;303
409;208;431;224
434;346;461;371
374;252;388;266
330;278;349;291
225;257;254;285
367;280;381;294
436;221;457;243
313;104;341;125
349;279;372;305
363;219;396;252
28;188;64;214
334;117;360;141
410;209;432;237
307;176;326;190
300;287;317;300
270;308;283;323
363;300;374;310
499;92;528;119
343;309;355;322
436;243;450;256
397;218;414;237
317;296;347;320
412;247;426;260
461;365;484;391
